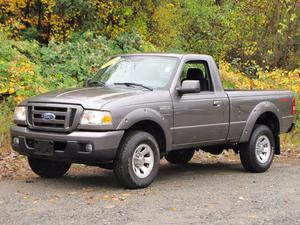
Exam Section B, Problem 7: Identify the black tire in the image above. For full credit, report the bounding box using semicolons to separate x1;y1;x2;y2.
240;125;275;173
165;149;195;164
113;131;160;189
28;157;71;178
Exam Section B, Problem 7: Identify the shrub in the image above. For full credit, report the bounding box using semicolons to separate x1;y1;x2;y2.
28;31;144;88
0;30;145;106
0;32;45;106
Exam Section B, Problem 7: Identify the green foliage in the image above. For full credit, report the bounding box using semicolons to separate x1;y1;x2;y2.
0;32;44;105
0;29;146;105
222;0;299;74
0;0;298;70
36;31;144;86
180;0;234;60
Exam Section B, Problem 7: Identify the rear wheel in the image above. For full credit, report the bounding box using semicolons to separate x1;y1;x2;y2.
113;131;160;189
240;125;275;172
28;157;71;178
165;149;195;164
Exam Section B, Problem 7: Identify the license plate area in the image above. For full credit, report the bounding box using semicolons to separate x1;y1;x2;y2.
33;140;54;156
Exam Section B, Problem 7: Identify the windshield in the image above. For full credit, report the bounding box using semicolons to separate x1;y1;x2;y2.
90;56;178;89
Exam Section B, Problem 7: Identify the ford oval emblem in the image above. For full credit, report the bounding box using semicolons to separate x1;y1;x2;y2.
41;112;56;120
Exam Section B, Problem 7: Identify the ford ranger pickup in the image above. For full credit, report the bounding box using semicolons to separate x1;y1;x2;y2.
11;54;296;189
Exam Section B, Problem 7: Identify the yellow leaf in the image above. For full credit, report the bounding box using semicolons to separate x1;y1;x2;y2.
8;87;15;94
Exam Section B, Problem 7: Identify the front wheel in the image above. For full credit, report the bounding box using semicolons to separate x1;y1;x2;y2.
240;125;275;172
113;131;160;189
28;157;71;178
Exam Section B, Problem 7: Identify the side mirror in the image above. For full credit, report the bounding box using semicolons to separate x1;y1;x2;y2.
84;78;92;87
176;80;200;95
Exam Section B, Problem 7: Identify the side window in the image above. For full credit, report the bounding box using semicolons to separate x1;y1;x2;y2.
180;61;214;92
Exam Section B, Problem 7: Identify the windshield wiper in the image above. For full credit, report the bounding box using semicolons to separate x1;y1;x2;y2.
114;82;153;91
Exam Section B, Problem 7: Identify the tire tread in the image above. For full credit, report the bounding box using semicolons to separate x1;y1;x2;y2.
240;124;275;173
113;131;159;189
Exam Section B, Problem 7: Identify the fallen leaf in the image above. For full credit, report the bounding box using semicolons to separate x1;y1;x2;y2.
205;204;215;209
248;214;257;219
111;194;118;201
239;196;245;200
104;205;115;209
102;194;110;199
82;187;93;192
119;197;126;201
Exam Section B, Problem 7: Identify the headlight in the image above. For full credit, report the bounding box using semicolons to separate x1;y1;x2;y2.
79;110;112;126
13;106;27;122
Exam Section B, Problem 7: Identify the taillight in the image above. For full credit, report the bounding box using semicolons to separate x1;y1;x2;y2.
292;97;296;115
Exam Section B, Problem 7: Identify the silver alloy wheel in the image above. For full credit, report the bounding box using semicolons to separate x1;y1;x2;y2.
132;144;154;178
255;135;271;163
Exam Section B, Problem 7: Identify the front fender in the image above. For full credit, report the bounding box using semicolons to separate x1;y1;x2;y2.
239;101;280;142
116;108;172;150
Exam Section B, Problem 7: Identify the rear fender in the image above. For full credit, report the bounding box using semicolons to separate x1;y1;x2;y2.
239;101;280;143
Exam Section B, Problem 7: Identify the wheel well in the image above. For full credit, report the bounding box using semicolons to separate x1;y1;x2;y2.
127;120;167;155
255;112;280;136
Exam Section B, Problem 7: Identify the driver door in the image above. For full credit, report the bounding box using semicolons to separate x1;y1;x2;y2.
172;60;229;145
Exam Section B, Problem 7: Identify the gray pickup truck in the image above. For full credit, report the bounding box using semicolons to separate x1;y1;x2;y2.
11;54;296;189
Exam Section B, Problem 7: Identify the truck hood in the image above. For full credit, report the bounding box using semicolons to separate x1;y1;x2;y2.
23;87;145;109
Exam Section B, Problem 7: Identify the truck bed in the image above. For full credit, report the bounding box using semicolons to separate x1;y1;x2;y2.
225;90;294;142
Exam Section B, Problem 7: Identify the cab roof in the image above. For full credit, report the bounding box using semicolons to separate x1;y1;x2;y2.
118;53;212;59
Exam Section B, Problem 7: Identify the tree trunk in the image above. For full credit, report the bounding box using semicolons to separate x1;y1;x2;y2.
215;0;223;6
36;0;43;42
273;0;281;68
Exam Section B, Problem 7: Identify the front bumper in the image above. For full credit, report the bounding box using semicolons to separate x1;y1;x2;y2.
10;125;124;164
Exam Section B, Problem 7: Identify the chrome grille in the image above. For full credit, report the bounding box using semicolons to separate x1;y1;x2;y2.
27;103;83;132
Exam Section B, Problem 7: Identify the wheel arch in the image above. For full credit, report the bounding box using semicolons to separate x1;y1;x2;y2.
116;108;171;154
239;101;281;154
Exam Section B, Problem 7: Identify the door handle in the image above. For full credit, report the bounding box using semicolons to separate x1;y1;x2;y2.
213;100;222;107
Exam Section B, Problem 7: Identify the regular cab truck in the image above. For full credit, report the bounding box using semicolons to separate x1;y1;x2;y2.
11;54;296;189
